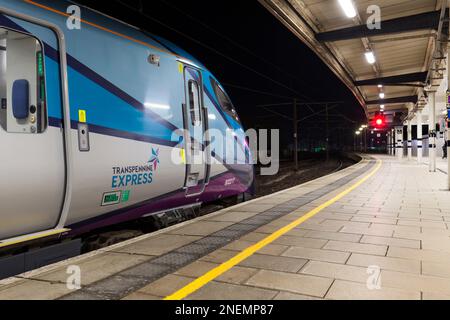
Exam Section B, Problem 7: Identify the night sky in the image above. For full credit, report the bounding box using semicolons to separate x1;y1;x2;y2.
76;0;366;152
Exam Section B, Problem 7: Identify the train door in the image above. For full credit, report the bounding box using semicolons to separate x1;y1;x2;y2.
0;24;65;240
183;66;209;197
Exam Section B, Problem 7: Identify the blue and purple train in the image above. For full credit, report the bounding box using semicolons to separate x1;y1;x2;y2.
0;0;254;249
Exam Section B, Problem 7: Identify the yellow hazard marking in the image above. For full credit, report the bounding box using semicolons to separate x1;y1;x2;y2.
165;159;383;300
0;228;70;249
79;110;87;123
178;62;184;74
180;148;186;164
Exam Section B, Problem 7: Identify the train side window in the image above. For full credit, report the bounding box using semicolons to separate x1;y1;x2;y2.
0;28;47;134
188;80;201;126
210;78;240;123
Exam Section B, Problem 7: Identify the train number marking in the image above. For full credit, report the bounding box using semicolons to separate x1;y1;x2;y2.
101;191;122;206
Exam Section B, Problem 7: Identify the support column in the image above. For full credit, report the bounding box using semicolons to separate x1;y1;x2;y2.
447;52;450;189
407;120;413;160
386;131;390;155
293;99;298;171
445;0;450;189
396;126;404;160
447;33;450;189
364;128;368;153
417;110;423;164
392;129;396;156
389;131;393;155
325;104;330;161
430;92;437;172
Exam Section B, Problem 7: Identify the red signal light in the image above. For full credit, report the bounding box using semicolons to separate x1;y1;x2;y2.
373;115;385;128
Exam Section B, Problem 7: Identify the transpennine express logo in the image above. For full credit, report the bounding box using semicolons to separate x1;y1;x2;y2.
111;147;161;188
148;148;160;171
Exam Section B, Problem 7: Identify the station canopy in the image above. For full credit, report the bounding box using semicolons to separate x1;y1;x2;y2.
259;0;448;125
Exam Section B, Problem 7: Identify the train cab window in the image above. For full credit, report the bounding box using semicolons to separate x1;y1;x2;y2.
211;78;240;123
0;28;47;134
188;80;201;126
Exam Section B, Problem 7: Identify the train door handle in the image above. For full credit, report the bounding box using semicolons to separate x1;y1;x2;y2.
78;123;90;152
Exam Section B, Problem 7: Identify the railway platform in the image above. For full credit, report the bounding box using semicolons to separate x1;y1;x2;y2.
2;154;450;300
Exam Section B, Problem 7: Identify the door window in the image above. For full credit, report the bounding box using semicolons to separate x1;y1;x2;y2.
0;28;47;134
188;80;201;127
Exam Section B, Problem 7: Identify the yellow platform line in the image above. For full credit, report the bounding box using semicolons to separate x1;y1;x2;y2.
165;159;382;300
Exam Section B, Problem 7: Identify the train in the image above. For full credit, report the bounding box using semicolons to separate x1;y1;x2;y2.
0;0;254;275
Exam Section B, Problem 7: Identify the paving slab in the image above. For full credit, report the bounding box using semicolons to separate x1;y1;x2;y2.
422;261;450;278
272;235;327;249
283;246;351;264
245;270;333;298
323;240;388;256
238;254;308;273
360;235;420;249
303;230;362;243
114;234;201;256
381;270;450;295
326;280;421;300
167;221;235;237
223;240;288;256
137;274;194;298
273;292;322;300
0;279;71;300
300;261;369;283
346;253;421;274
188;281;278;300
32;252;152;287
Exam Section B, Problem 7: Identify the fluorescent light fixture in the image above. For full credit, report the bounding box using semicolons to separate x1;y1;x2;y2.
380;105;385;108
208;114;217;120
379;92;385;99
338;0;357;18
144;103;170;110
355;131;361;135
365;51;376;64
378;84;383;88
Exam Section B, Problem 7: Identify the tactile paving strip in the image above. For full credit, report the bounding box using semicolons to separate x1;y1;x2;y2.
61;159;377;300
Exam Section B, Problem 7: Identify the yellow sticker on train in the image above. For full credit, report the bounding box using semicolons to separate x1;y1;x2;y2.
79;110;87;123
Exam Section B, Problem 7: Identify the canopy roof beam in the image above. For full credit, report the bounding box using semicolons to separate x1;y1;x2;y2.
316;11;443;42
354;72;428;86
366;95;418;105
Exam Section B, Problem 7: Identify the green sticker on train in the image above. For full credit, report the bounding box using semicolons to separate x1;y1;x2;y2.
102;191;121;206
121;190;130;203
